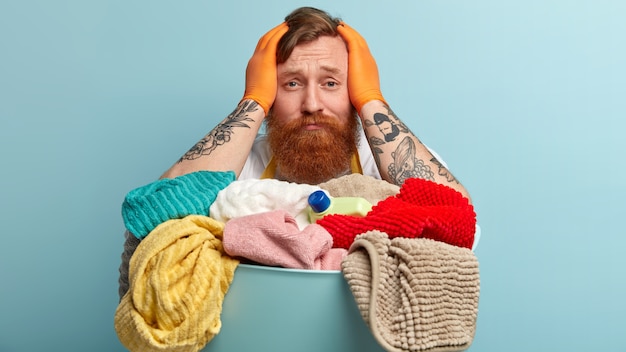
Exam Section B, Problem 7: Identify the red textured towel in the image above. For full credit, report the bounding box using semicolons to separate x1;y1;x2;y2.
317;178;476;249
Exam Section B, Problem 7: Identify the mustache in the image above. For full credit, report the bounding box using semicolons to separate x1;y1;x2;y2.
297;113;341;128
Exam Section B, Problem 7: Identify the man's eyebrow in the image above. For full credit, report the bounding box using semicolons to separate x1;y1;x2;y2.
319;65;341;75
279;65;342;77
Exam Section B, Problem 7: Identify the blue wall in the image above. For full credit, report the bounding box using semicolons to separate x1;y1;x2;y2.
1;1;624;351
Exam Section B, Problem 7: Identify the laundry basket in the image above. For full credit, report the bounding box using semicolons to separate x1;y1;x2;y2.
202;263;385;352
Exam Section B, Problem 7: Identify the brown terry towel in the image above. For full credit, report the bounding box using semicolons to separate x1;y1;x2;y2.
318;173;400;205
342;231;480;352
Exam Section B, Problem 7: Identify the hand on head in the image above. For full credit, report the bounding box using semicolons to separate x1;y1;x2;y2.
242;22;289;114
337;22;387;114
243;20;386;116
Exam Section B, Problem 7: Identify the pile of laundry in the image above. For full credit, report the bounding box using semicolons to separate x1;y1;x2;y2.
115;171;480;352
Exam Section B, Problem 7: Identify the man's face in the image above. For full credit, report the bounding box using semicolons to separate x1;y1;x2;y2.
272;35;353;128
266;35;358;184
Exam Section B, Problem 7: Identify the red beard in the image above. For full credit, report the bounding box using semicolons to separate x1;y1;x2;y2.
266;112;358;185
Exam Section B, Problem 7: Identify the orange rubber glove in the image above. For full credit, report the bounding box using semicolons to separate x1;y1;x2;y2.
241;22;289;114
337;22;387;114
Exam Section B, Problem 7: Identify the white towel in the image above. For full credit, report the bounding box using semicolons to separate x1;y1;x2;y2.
209;178;322;230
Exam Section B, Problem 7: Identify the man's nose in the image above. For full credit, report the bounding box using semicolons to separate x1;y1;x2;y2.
301;85;323;114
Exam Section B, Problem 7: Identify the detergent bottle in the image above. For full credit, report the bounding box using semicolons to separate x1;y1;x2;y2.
307;190;373;223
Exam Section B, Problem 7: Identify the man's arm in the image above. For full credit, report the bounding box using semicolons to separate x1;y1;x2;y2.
161;23;289;179
359;100;471;200
338;22;471;201
161;100;264;179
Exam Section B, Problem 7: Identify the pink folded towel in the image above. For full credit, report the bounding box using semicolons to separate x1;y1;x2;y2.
223;210;347;270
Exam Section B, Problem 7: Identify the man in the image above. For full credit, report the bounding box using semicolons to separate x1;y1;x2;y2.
161;6;470;197
118;6;475;300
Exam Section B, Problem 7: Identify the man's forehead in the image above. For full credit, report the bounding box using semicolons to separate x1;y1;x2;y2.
278;36;348;72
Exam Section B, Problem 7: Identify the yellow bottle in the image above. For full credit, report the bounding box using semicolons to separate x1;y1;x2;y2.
307;190;373;223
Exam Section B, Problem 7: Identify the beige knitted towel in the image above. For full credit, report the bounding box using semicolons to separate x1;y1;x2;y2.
115;215;239;352
318;173;400;205
342;231;480;352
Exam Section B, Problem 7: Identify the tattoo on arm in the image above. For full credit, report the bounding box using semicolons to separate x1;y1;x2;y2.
431;157;460;184
363;106;409;143
365;106;456;186
367;135;385;168
385;105;410;134
388;137;434;185
178;100;258;162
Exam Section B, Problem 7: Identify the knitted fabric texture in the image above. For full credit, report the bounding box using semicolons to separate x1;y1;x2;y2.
115;215;239;352
317;177;476;249
122;171;236;239
209;178;321;230
223;210;347;270
342;231;480;352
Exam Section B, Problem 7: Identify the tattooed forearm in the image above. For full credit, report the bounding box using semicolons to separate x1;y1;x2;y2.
363;105;459;186
178;101;259;162
431;157;460;184
388;137;434;185
363;106;409;143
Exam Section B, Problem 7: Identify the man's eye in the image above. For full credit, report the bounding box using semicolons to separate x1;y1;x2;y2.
326;81;337;88
287;81;298;87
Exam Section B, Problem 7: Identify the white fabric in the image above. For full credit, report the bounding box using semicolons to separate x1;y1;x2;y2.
209;178;322;230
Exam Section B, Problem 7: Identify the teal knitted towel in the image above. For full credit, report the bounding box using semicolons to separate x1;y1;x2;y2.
122;171;236;239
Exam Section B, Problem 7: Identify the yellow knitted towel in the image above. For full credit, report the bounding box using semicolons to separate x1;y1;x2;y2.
115;215;239;352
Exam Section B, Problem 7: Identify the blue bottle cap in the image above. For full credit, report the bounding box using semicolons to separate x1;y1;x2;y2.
308;190;331;213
